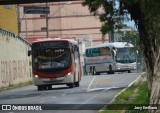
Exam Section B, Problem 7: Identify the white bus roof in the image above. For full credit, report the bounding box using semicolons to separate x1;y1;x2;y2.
86;42;134;49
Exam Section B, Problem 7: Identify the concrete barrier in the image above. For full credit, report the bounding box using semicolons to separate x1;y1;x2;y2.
0;28;31;88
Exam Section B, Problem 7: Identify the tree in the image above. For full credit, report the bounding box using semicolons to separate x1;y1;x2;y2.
83;0;160;112
121;29;140;51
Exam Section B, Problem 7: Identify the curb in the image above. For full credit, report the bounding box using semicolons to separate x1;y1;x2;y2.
0;81;33;92
99;72;146;111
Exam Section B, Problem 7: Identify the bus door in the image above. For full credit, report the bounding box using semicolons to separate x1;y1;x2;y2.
72;44;79;82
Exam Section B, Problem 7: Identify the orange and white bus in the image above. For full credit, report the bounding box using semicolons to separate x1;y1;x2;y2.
28;38;82;91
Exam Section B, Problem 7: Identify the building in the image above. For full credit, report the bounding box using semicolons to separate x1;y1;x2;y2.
113;26;136;42
19;1;109;46
0;5;18;34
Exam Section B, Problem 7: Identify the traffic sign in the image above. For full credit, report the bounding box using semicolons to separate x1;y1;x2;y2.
23;6;50;14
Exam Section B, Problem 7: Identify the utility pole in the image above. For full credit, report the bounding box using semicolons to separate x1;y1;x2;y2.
17;4;21;35
46;2;71;38
24;14;28;39
46;2;49;38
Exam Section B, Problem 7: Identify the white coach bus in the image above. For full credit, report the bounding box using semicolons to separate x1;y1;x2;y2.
85;42;136;75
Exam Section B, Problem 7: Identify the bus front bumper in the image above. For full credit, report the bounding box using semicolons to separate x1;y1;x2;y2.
32;74;73;86
117;66;136;71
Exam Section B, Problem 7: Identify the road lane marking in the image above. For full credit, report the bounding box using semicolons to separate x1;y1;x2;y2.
108;72;144;104
87;75;116;92
87;87;119;92
128;72;145;87
87;77;96;91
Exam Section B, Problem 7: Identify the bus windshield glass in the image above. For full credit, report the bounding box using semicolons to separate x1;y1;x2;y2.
85;47;111;57
116;48;136;63
32;48;71;69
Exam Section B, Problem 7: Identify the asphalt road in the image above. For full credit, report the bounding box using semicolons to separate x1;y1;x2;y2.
0;72;141;113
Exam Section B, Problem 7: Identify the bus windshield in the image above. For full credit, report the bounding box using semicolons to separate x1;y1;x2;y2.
32;48;71;69
116;48;136;63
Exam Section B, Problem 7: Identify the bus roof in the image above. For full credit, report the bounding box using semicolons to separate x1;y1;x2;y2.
86;42;134;49
32;38;78;45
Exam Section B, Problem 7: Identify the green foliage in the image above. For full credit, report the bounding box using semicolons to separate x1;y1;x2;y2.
99;81;149;113
113;81;149;104
83;0;160;110
121;30;140;51
83;0;126;34
83;0;160;47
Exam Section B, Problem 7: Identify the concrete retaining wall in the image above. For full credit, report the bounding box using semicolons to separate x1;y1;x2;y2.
0;28;31;88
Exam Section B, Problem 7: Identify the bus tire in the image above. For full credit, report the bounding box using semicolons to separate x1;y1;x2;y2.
74;82;80;87
92;67;96;75
128;70;131;73
43;85;48;90
37;85;43;91
48;85;52;90
108;65;114;74
96;72;100;75
67;83;74;88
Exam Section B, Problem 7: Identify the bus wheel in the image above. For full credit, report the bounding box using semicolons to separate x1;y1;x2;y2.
108;65;114;74
43;85;48;90
37;85;43;91
128;70;131;73
48;85;52;90
92;67;96;75
67;83;74;88
74;82;79;87
96;72;100;75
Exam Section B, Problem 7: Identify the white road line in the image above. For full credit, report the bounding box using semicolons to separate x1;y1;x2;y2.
87;77;96;92
128;72;145;87
108;72;145;104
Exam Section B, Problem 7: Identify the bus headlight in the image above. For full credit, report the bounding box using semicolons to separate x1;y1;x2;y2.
132;62;136;67
68;72;71;75
35;75;39;78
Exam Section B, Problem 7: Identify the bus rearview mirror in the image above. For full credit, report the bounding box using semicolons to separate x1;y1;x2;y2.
28;50;32;56
72;48;74;53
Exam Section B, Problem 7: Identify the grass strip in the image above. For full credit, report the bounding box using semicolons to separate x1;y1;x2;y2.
99;81;149;113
